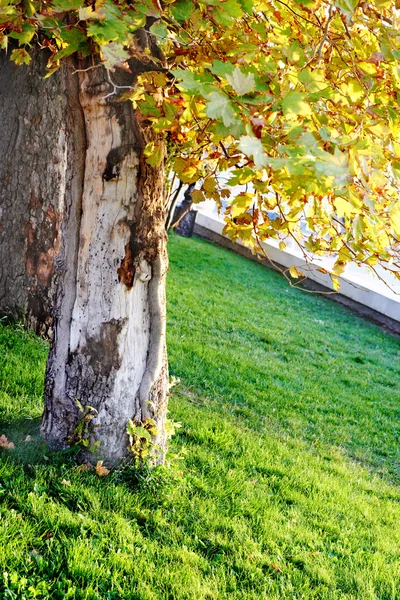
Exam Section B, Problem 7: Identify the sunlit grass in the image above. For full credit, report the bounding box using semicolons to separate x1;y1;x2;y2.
0;233;399;599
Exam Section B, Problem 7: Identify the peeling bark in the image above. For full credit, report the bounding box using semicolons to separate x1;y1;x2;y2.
1;50;169;462
38;62;169;463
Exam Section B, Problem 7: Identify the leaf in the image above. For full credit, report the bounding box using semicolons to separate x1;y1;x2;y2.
0;434;14;449
331;275;340;291
334;197;353;218
10;48;31;66
206;92;237;127
165;419;182;438
132;427;152;441
352;214;364;241
77;461;93;472
281;91;312;119
208;60;235;77
101;41;131;70
171;69;215;97
174;156;201;183
226;67;256;95
191;189;205;203
95;461;110;477
79;5;106;20
144;141;164;167
238;136;267;169
51;0;82;11
170;0;193;22
335;0;358;14
390;201;400;236
231;192;253;218
289;265;304;279
61;479;72;486
8;23;35;44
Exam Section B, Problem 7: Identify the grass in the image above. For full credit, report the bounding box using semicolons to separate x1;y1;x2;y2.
0;232;399;599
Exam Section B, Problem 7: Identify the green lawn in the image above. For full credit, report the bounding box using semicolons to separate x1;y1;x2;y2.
0;233;400;599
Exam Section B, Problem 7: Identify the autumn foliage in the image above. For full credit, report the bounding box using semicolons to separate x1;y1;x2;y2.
1;0;400;284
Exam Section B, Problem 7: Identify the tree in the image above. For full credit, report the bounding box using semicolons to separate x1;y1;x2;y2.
0;0;399;463
0;49;64;337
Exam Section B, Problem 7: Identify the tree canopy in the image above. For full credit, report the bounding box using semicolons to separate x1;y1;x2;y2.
1;0;400;287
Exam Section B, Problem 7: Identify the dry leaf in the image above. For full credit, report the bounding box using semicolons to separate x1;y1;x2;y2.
0;434;14;449
61;479;72;486
77;461;93;473
270;563;282;573
95;460;110;477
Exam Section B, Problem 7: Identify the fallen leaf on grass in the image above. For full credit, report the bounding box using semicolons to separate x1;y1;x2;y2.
0;434;14;449
42;530;53;540
270;563;282;573
77;461;93;473
61;479;72;486
96;461;110;477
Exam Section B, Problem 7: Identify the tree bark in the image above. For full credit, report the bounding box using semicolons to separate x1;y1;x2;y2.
0;49;66;336
2;51;169;463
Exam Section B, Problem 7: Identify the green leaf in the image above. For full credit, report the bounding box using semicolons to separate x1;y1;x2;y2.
144;141;164;167
238;0;254;13
10;48;31;65
238;135;267;169
86;1;127;43
226;67;256;95
133;427;152;441
8;23;35;44
170;0;194;22
56;28;88;60
335;0;358;14
208;60;235;77
101;42;130;70
206;92;237;127
78;5;106;20
51;0;81;11
353;214;365;241
171;69;215;97
281;91;312;119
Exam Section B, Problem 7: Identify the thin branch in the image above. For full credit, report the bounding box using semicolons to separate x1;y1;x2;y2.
102;71;133;100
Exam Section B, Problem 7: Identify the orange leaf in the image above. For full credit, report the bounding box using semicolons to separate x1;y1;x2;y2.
96;461;110;477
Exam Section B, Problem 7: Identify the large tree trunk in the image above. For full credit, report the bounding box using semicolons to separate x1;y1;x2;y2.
0;50;66;336
2;51;169;463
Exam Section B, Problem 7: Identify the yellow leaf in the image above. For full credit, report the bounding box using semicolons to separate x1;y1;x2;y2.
191;189;205;203
96;461;110;477
341;80;364;102
390;201;400;236
334;197;353;218
61;479;72;486
289;265;304;279
331;275;340;291
231;193;253;218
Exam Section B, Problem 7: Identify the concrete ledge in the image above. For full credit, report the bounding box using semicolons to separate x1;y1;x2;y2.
193;213;400;336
